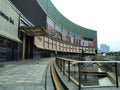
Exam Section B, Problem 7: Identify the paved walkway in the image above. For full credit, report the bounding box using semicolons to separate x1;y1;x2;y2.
0;58;54;90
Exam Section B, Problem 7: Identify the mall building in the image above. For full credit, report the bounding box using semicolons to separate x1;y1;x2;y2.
0;0;97;61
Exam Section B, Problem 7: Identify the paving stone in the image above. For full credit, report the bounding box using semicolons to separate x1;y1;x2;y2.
0;58;54;90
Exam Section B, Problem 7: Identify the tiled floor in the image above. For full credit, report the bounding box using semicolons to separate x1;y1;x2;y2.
0;58;54;90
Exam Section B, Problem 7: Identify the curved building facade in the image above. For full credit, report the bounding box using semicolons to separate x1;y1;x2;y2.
0;0;97;61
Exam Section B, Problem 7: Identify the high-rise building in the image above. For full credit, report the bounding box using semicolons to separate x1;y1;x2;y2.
100;44;110;53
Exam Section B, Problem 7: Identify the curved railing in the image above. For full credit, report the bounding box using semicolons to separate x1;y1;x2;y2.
55;57;120;89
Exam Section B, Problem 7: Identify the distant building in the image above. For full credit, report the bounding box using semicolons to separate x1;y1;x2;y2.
99;44;110;53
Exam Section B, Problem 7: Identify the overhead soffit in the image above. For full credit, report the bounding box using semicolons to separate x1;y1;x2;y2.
20;26;48;36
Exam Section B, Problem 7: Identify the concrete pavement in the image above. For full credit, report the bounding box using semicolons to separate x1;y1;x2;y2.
0;58;54;90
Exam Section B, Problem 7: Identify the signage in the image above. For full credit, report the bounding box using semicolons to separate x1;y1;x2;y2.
0;0;20;42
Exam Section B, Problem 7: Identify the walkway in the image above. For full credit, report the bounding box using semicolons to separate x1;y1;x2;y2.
0;58;54;90
0;57;120;90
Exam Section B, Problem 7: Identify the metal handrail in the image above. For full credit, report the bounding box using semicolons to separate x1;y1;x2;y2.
56;57;120;90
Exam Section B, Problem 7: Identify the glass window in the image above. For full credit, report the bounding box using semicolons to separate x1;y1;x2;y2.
0;38;7;47
47;17;55;38
0;37;13;61
82;36;94;47
55;24;62;40
66;31;70;43
75;34;81;46
81;40;88;46
69;32;74;44
62;28;67;42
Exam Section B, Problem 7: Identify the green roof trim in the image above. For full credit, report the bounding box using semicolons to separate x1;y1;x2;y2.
37;0;97;48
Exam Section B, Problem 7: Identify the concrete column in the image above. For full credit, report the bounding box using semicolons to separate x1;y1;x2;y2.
22;34;26;60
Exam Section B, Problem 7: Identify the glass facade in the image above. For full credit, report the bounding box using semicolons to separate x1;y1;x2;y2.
55;24;62;41
62;28;67;42
69;32;74;44
0;37;19;61
47;16;54;38
46;16;94;47
74;34;81;46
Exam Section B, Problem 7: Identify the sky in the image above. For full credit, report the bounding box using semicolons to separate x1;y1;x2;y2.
50;0;120;51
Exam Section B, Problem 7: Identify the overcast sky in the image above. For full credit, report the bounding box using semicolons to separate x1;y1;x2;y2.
51;0;120;51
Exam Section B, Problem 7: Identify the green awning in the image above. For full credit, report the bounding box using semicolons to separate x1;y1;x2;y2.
0;29;21;43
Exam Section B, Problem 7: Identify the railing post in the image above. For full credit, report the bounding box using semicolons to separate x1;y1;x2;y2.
59;58;60;69
63;60;65;75
115;62;119;88
56;57;57;66
68;61;70;81
60;59;62;71
57;58;60;69
78;63;81;90
55;51;58;67
74;64;76;78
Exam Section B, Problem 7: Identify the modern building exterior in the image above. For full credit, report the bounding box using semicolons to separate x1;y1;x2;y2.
99;44;110;53
0;0;21;61
0;0;97;61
